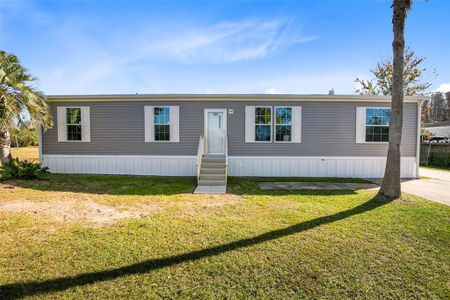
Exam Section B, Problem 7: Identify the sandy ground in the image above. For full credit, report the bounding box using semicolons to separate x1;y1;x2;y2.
0;199;161;227
0;186;241;227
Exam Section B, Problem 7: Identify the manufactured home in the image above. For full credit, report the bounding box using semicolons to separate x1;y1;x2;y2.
40;94;422;187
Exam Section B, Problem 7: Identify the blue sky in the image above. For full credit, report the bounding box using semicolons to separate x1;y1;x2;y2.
1;0;449;95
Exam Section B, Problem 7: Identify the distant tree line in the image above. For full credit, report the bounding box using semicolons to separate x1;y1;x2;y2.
422;92;450;123
9;122;38;148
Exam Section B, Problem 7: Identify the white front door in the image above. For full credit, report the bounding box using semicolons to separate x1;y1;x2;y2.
206;110;226;154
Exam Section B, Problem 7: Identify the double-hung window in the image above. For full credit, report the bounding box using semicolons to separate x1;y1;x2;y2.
245;105;301;143
66;108;82;141
365;108;390;142
275;107;292;142
154;107;170;141
144;105;179;143
57;106;90;142
255;107;272;142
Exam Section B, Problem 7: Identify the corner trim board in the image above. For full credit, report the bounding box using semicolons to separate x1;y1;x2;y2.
416;101;422;178
38;126;43;163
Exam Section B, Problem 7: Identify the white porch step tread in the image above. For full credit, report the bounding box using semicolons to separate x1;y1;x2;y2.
199;175;226;181
198;180;227;186
201;168;226;174
194;185;226;194
201;163;226;168
202;158;226;163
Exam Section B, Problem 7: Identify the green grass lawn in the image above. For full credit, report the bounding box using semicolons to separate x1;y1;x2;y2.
0;174;449;299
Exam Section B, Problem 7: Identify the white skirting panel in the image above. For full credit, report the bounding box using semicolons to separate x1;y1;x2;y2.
42;155;196;176
228;156;417;178
42;155;417;178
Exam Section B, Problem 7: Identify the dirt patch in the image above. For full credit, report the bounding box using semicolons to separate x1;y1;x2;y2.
0;200;161;227
0;185;243;227
165;193;243;217
179;194;243;212
180;193;242;205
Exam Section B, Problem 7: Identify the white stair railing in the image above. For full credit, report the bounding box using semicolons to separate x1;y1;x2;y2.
196;136;205;183
225;135;228;184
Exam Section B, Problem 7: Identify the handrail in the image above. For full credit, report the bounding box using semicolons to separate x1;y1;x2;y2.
196;136;205;183
224;135;228;184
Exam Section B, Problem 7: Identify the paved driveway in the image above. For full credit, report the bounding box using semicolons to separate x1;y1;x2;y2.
370;168;450;206
403;168;450;206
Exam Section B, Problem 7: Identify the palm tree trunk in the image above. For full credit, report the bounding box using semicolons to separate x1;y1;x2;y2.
0;128;12;165
379;0;411;198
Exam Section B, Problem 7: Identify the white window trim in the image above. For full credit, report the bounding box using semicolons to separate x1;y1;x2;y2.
274;106;293;143
57;106;90;143
144;105;179;143
153;106;171;142
66;107;82;142
362;107;390;144
245;106;255;143
254;106;273;143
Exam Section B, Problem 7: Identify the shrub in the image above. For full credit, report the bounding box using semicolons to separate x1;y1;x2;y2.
0;158;49;180
428;153;450;169
420;144;450;169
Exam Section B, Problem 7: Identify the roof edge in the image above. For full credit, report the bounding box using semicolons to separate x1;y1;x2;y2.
46;93;424;103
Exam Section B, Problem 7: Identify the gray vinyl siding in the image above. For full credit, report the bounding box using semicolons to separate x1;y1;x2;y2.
42;100;418;157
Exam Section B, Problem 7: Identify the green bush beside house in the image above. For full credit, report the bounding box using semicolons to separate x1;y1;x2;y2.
420;144;450;169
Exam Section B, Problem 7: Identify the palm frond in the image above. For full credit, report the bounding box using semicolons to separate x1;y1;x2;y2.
0;51;52;130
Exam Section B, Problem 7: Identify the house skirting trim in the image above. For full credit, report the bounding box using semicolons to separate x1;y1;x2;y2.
41;155;417;178
41;155;197;176
228;156;417;178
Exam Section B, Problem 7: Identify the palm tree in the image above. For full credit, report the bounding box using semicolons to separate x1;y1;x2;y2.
379;0;412;198
0;51;52;165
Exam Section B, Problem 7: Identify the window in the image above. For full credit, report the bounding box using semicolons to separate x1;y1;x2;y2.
66;108;82;141
365;108;390;142
154;107;170;141
245;106;301;143
57;106;90;142
144;106;179;143
275;107;292;142
255;107;272;142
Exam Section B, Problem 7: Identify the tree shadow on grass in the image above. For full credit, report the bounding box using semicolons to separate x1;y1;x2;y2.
1;174;197;196
0;195;394;299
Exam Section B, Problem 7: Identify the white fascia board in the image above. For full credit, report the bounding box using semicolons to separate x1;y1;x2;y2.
46;94;423;103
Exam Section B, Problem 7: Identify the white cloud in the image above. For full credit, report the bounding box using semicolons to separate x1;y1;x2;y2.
32;16;318;94
139;18;317;64
265;87;282;94
435;83;450;93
